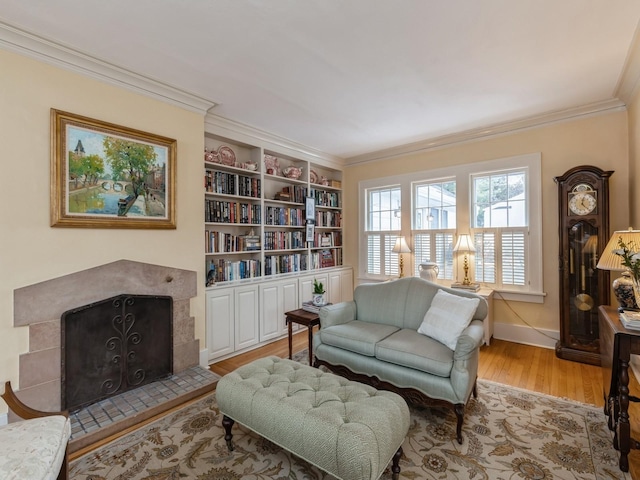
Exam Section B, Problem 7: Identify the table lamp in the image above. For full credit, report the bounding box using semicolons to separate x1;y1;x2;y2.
392;236;411;278
453;234;476;286
596;228;640;311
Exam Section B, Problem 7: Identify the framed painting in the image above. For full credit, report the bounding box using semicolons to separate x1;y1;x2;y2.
305;196;315;221
50;109;177;229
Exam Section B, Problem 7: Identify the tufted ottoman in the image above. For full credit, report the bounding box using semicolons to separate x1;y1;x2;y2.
216;356;410;480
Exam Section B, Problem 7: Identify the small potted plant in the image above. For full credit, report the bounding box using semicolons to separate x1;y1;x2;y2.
312;279;326;306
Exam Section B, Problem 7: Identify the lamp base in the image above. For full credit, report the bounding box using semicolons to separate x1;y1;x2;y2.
613;271;638;312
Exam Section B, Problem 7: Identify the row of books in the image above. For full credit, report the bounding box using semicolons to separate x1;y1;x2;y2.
207;258;261;283
205;170;261;198
265;253;308;275
206;252;344;284
264;230;305;250
264;206;305;226
205;231;261;253
274;185;307;203
205;200;262;224
311;189;341;208
313;232;342;248
314;210;342;228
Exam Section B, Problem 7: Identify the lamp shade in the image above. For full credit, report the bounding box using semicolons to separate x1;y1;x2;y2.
453;234;476;253
392;236;411;254
596;228;640;271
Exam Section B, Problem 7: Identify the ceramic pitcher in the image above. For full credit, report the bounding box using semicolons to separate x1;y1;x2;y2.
419;262;439;282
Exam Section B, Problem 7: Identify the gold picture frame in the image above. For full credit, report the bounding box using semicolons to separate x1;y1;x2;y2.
50;109;177;229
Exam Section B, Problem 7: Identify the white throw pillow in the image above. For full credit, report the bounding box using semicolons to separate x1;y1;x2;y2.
417;289;480;350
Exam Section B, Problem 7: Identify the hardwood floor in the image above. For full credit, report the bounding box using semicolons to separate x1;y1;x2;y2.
210;333;640;479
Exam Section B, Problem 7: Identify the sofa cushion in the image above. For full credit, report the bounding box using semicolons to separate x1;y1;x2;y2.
375;328;455;377
0;415;70;480
318;320;399;356
417;289;480;350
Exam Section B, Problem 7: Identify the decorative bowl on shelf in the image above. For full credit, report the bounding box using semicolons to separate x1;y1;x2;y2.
242;162;258;171
283;166;302;179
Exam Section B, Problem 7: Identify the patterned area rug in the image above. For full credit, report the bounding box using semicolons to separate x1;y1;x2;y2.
70;363;629;479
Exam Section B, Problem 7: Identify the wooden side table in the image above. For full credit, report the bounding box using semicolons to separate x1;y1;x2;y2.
285;308;320;366
599;304;640;472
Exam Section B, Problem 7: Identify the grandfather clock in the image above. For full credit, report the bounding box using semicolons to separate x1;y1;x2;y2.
555;166;612;365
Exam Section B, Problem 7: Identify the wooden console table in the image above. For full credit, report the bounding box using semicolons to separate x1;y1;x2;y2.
598;305;640;472
285;309;320;366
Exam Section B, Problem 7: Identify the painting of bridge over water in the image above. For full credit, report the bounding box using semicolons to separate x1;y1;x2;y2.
50;109;176;229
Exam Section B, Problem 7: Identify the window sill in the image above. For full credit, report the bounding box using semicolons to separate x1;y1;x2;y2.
491;289;546;304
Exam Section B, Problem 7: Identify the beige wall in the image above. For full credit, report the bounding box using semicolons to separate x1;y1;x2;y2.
0;49;206;411
629;86;640;228
343;111;630;338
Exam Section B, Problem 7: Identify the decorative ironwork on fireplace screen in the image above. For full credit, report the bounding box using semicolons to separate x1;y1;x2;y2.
61;294;173;412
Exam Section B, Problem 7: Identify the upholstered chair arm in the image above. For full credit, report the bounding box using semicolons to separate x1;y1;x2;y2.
449;320;484;402
453;320;484;360
319;301;357;328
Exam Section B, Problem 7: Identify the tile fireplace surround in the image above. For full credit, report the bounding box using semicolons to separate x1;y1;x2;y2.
11;259;214;452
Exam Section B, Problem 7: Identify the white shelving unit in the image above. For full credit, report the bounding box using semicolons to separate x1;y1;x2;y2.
203;129;351;362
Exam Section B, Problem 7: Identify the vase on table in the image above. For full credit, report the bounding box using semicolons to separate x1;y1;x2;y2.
312;293;325;306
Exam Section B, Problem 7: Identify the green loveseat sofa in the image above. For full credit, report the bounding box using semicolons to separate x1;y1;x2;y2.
313;277;487;443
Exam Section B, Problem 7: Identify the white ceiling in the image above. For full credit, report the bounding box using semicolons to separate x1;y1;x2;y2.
1;1;640;160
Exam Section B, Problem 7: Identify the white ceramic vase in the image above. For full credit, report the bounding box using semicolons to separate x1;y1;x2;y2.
312;293;325;306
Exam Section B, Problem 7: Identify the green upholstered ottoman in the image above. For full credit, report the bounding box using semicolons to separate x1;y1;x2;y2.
216;356;410;480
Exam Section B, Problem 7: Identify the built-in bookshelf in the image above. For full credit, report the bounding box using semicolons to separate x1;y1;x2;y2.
204;136;343;286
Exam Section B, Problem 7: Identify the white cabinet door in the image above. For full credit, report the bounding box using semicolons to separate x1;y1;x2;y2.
206;288;234;361
259;283;280;342
282;280;299;322
235;285;259;350
260;279;299;341
299;272;329;303
298;275;315;306
327;270;343;304
341;268;354;302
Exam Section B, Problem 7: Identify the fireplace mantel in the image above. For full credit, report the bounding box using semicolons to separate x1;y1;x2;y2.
13;260;199;412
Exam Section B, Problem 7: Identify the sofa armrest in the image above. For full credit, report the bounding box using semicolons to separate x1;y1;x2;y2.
319;301;357;328
453;320;484;360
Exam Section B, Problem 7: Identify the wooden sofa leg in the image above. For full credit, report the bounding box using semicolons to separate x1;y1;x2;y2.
472;380;478;399
57;446;69;480
222;415;235;451
454;404;464;444
391;446;402;479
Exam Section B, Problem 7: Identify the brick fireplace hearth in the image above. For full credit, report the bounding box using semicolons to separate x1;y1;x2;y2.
11;260;214;451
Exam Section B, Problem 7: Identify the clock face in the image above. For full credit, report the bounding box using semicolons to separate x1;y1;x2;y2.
568;184;597;215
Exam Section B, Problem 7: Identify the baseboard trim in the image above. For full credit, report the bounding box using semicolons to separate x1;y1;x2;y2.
493;322;559;350
0;412;7;426
199;348;209;368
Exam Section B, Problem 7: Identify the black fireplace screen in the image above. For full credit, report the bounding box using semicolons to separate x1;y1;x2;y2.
61;294;173;412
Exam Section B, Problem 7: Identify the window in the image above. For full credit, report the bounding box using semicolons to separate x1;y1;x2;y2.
359;153;542;302
472;170;528;289
365;186;401;275
412;180;456;279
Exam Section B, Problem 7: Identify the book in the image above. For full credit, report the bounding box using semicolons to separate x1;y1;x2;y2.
451;282;480;292
620;310;640;330
301;301;332;314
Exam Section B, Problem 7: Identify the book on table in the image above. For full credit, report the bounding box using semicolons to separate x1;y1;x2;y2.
301;301;332;314
620;310;640;331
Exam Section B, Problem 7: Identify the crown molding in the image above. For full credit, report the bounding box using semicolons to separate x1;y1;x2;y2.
205;113;344;169
615;20;640;105
0;21;216;114
345;99;627;165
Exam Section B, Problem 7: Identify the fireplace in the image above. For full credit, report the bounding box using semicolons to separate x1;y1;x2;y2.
61;294;173;412
13;260;201;414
